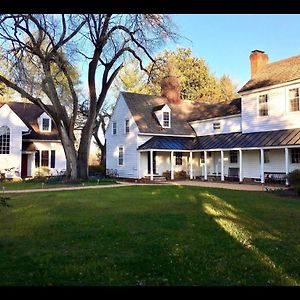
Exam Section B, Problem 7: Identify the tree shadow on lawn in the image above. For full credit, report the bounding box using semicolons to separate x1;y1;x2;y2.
0;186;300;286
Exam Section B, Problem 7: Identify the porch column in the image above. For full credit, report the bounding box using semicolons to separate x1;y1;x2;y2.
150;150;153;181
137;151;141;179
285;147;289;186
170;151;174;180
220;150;224;181
189;151;193;180
204;151;208;180
239;149;243;183
260;149;265;184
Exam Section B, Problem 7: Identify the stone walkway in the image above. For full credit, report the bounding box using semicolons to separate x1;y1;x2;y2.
3;180;286;194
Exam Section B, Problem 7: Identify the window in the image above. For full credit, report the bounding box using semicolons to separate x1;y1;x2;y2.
289;88;300;112
112;122;117;135
213;122;221;130
0;126;10;154
125;119;129;133
41;150;49;167
163;112;170;127
207;151;212;158
35;150;40;168
175;152;182;165
291;148;300;163
259;94;268;116
50;150;56;168
118;146;124;166
42;118;50;131
264;150;270;163
230;150;238;164
200;152;205;163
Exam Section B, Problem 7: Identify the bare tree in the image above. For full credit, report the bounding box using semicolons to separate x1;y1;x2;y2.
0;14;176;179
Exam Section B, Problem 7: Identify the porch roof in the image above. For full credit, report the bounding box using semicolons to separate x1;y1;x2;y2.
138;128;300;151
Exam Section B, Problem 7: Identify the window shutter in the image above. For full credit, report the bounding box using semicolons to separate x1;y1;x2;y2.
51;150;56;168
35;150;40;168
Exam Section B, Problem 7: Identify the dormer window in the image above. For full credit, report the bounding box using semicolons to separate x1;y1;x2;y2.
289;88;299;112
42;118;50;131
163;111;170;128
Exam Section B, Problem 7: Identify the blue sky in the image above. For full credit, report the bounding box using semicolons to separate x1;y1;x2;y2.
166;14;300;88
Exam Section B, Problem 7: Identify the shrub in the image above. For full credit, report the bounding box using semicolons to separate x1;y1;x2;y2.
287;169;300;195
35;167;51;178
88;165;105;176
287;169;300;186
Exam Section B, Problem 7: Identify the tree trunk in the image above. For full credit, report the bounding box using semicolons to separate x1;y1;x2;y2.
99;142;106;171
57;123;78;180
77;122;94;179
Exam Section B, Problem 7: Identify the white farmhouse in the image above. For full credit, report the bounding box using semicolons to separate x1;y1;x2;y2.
105;50;300;185
0;102;66;179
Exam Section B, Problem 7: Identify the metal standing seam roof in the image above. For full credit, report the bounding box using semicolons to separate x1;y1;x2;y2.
138;128;300;151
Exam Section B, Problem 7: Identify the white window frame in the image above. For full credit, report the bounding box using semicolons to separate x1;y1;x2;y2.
125;119;130;134
258;93;269;117
0;125;10;155
162;111;171;128
288;87;300;113
112;121;117;135
41;117;51;132
118;146;124;166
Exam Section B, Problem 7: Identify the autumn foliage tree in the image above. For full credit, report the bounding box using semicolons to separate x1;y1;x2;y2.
115;47;238;103
0;14;176;179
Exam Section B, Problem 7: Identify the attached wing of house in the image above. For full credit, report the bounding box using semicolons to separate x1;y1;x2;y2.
106;50;300;184
0;101;66;179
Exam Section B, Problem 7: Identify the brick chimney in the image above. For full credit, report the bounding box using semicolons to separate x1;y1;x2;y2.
160;75;181;104
250;50;269;78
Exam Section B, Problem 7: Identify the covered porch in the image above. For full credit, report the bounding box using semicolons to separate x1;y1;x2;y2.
137;129;300;185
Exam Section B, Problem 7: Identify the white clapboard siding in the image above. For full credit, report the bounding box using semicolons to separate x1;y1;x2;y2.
242;82;300;133
105;94;140;178
0;104;28;173
190;115;241;136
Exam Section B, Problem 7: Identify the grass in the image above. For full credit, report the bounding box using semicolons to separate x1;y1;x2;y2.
0;178;117;190
0;185;300;286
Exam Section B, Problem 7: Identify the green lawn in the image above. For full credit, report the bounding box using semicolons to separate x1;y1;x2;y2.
0;185;299;286
0;178;117;190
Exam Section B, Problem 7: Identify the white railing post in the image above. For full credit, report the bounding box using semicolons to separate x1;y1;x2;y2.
150;150;153;181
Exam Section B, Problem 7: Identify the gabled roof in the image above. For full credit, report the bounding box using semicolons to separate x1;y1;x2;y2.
122;92;241;136
0;101;60;141
138;128;300;150
239;54;300;93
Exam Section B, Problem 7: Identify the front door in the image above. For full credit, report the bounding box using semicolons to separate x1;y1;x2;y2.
21;154;28;178
147;151;157;174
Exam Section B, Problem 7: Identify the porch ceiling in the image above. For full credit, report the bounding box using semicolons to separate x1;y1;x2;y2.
138;128;300;151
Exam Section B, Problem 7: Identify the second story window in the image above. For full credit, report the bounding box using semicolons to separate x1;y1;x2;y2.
163;112;170;128
258;94;268;116
42;118;50;131
112;122;117;135
213;122;221;130
289;88;300;112
125;119;129;133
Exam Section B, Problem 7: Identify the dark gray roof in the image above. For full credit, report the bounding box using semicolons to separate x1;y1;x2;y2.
138;128;300;150
122;92;241;135
0;101;60;141
239;54;300;93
